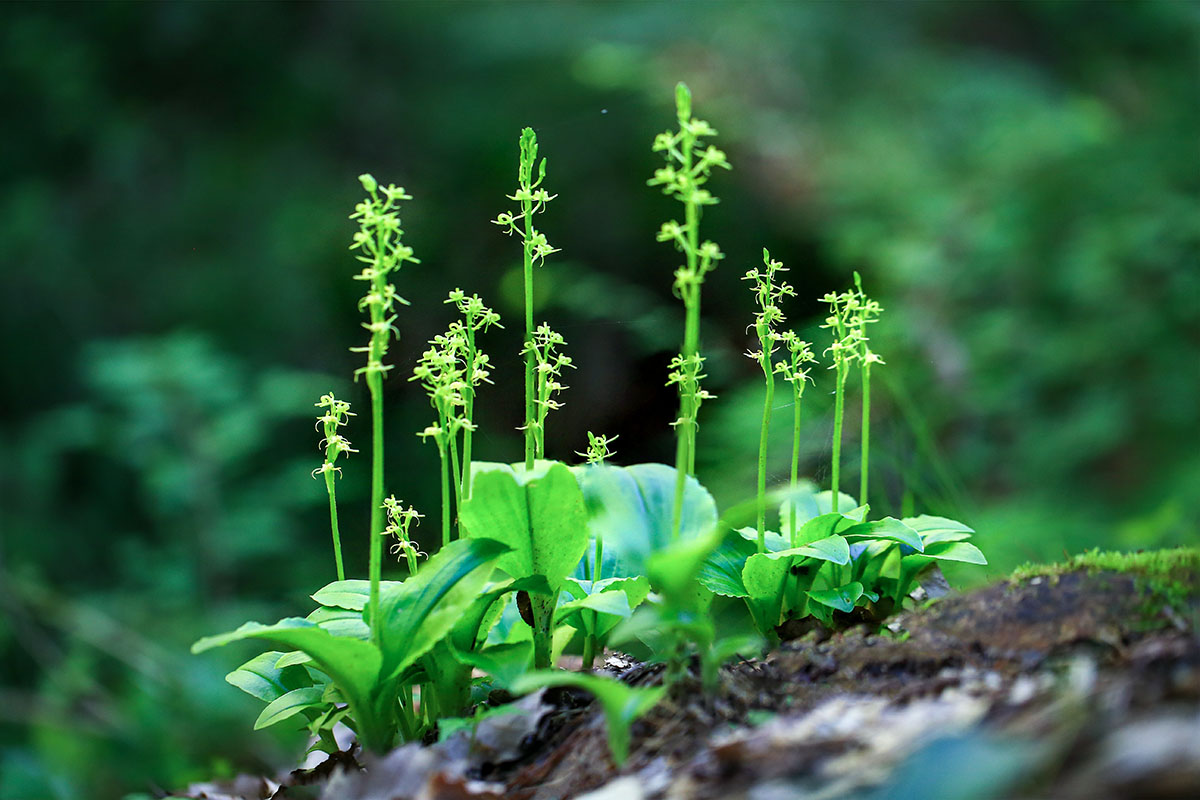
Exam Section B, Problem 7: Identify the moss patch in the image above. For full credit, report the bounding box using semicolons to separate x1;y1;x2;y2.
1009;547;1198;629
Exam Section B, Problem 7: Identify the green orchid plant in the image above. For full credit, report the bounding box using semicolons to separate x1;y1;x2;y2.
192;85;986;769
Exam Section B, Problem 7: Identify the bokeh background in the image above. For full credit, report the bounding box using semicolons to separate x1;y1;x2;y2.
1;1;1197;797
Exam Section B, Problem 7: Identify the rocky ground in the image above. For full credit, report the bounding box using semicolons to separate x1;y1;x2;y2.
179;553;1199;800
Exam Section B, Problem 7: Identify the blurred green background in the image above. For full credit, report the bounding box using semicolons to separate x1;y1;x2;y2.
1;1;1196;797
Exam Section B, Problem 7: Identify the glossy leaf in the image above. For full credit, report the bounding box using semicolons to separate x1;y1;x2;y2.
573;463;718;578
311;579;402;611
253;686;325;730
919;540;987;564
225;651;312;703
742;553;790;631
306;606;369;640
193;618;384;747
375;536;510;682
808;581;866;613
842;517;924;552
698;532;756;597
450;641;533;689
460;461;587;592
734;525;791;553
779;484;864;537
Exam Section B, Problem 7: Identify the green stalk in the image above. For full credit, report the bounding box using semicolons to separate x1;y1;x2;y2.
831;363;846;514
462;326;476;499
323;472;345;581
755;343;774;554
789;393;801;546
860;359;872;510
437;437;450;549
521;166;536;471
448;420;463;522
366;370;384;642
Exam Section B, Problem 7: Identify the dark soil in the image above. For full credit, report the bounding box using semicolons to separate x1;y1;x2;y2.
178;566;1200;800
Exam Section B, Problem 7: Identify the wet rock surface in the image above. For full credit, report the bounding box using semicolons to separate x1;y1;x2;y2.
178;568;1199;800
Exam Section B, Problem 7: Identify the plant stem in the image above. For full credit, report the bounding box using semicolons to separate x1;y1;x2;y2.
323;472;345;581
448;422;462;534
438;439;450;549
860;359;871;510
367;371;384;643
462;326;476;499
789;392;801;546
522;191;536;471
831;364;846;514
755;351;774;554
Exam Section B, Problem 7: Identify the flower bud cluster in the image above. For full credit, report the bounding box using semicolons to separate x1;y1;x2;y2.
822;273;885;373
349;173;420;382
492;129;559;267
312;393;357;478
743;249;797;366
576;431;618;465
648;84;731;298
382;495;425;564
520;323;574;449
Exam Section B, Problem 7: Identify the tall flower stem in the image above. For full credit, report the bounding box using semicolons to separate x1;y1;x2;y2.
744;250;793;554
649;82;730;539
494;129;558;471
831;363;847;514
860;359;872;508
349;175;417;642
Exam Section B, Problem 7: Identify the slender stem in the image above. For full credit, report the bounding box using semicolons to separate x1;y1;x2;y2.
755;353;774;555
323;473;345;581
462;326;476;499
448;422;463;530
367;372;384;644
831;365;846;514
438;439;450;550
789;390;802;546
860;360;871;511
582;623;596;671
523;198;536;471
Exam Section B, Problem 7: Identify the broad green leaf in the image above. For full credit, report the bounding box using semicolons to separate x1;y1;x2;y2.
734;526;791;553
789;513;860;547
449;574;552;654
902;515;974;535
573;463;718;578
460;461;587;592
560;576;650;639
920;541;987;564
253;686;325;730
310;579;403;611
842;517;924;552
193;618;382;745
742;553;790;632
779;484;863;537
450;641;533;689
646;528;723;601
274;651;312;670
699;532;756;597
511;671;665;765
555;588;631;625
306;606;369;640
225;651;312;703
808;581;866;613
760;535;851;566
376;537;510;682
